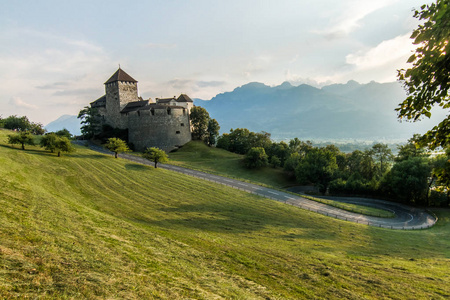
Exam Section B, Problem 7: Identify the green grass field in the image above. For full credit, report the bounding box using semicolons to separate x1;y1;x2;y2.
168;141;395;218
168;141;296;189
1;129;449;299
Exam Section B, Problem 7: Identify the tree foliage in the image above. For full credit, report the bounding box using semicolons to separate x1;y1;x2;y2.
381;157;431;205
54;137;75;157
243;147;268;169
2;115;45;135
206;118;220;146
78;106;101;139
105;138;130;158
190;106;210;140
397;0;450;149
40;133;75;156
142;147;168;168
40;133;59;153
396;134;428;162
217;128;272;155
55;128;73;139
369;143;394;177
7;131;35;150
295;148;338;193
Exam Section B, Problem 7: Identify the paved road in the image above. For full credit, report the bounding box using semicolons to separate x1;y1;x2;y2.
75;141;437;230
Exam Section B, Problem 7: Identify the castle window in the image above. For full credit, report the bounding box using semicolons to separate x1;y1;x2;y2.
151;108;155;116
176;131;180;134
181;123;184;127
167;108;171;115
137;111;140;116
183;108;186;115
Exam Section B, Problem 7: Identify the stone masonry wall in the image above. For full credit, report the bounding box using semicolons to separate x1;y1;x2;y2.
105;81;138;129
127;107;191;152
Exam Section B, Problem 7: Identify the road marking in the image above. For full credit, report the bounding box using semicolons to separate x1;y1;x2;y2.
223;179;234;183
268;191;279;195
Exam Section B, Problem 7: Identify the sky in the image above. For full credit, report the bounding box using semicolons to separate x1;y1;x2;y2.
0;0;429;125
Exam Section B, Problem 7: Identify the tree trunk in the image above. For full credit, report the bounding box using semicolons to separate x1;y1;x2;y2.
115;152;118;158
426;176;435;206
21;143;25;150
154;160;157;168
58;151;61;157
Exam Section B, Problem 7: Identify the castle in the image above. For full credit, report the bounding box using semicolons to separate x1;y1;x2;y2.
90;68;193;152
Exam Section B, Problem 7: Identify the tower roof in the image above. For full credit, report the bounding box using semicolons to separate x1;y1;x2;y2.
105;68;138;84
177;94;193;102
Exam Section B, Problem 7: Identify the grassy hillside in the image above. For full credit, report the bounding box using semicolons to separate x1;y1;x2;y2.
1;129;449;299
168;141;296;188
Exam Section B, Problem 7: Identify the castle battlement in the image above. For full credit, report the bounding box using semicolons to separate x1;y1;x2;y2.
90;68;193;151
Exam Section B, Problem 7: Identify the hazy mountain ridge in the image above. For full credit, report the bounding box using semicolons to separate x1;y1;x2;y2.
45;114;82;136
195;80;444;142
46;80;445;142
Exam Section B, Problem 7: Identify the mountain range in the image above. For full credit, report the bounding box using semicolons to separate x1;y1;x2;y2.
46;80;445;142
194;80;445;142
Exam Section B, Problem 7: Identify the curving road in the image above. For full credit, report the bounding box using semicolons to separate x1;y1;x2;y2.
75;141;437;230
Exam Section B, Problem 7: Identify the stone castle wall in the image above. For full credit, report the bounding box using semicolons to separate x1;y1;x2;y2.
105;81;138;129
127;107;191;152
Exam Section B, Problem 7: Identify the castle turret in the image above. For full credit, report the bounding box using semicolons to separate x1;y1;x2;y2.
104;68;139;128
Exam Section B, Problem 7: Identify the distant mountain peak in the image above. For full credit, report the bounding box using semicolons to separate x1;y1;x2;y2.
276;81;293;89
236;82;269;90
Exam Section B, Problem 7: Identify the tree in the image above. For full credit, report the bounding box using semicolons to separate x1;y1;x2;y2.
3;115;45;135
396;134;428;162
243;147;268;169
270;155;281;168
381;157;431;205
346;150;376;181
40;133;75;156
40;133;59;153
397;0;450;149
370;143;394;177
190;106;210;140
206;118;220;146
54;137;75;157
295;148;338;194
78;106;101;139
216;133;231;150
284;152;302;173
142;147;168;168
431;149;450;206
55;128;73;139
105;138;130;158
7;131;35;150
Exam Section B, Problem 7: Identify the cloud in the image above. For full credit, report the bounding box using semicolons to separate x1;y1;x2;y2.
9;97;38;110
345;33;415;70
167;78;193;90
36;82;70;90
315;0;396;38
197;80;225;88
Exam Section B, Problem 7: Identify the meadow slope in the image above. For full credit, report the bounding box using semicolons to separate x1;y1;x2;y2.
0;129;449;299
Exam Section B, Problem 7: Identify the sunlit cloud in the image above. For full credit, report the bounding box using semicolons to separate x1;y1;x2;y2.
315;0;396;38
346;33;415;70
9;97;38;110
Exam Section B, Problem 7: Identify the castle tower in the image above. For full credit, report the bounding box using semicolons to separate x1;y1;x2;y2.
104;68;139;128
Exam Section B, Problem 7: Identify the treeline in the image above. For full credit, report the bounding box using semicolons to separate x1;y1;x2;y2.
216;129;450;207
1;115;75;157
0;115;45;135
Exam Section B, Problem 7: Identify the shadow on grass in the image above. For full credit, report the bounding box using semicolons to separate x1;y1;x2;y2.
131;201;339;241
125;163;150;171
